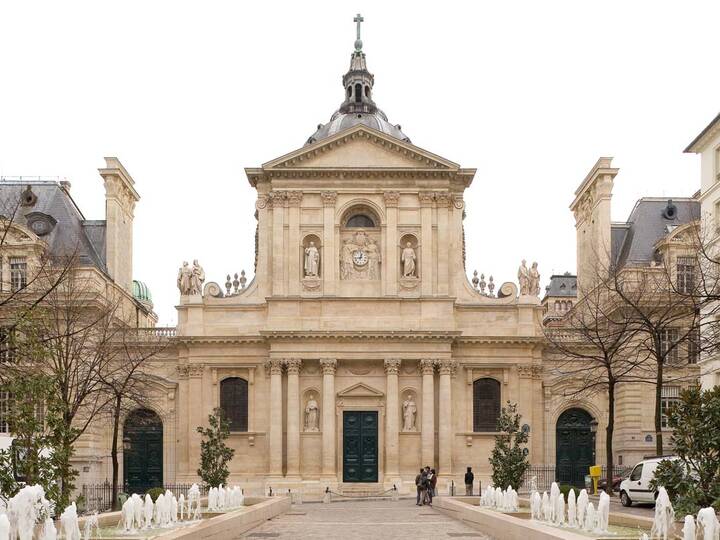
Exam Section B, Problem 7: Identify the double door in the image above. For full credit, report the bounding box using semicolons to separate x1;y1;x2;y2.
342;411;378;483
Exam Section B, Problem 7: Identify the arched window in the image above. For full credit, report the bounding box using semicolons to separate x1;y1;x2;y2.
346;214;375;228
220;377;248;432
355;83;362;103
473;378;501;432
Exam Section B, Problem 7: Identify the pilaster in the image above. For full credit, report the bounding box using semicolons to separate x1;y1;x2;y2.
266;358;284;476
383;358;401;478
285;358;302;477
438;359;456;475
321;192;337;295
384;191;399;296
420;358;436;468
320;358;338;478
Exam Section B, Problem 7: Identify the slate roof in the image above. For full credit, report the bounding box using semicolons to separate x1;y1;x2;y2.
0;180;108;273
544;272;577;298
611;198;699;267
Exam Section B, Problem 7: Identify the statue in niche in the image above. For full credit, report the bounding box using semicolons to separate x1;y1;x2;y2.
367;239;381;279
529;262;540;296
518;259;530;295
401;242;417;277
177;261;193;295
304;394;319;432
340;240;354;280
402;394;417;431
304;241;320;277
190;259;205;295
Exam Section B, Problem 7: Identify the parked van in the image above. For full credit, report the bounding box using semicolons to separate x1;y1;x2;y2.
619;456;677;507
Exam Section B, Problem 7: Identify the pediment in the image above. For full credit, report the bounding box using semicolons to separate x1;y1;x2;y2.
337;382;384;398
262;125;458;171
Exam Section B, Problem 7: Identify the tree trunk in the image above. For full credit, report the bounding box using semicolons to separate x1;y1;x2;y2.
654;352;664;455
111;394;121;511
606;380;615;496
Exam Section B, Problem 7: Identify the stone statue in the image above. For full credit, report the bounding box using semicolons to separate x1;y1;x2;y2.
304;242;320;277
367;239;381;279
401;243;416;277
518;259;530;295
340;239;354;280
177;261;192;295
402;394;417;431
190;259;205;295
304;394;319;432
529;262;540;296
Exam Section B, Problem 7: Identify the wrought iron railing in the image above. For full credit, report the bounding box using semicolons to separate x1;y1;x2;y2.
519;464;633;492
81;482;207;512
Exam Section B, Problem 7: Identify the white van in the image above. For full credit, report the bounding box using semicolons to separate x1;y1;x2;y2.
619;456;677;506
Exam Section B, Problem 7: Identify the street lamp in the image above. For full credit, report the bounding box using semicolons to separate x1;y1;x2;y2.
122;436;132;452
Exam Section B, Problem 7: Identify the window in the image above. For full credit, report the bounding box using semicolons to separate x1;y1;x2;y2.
0;390;11;433
688;328;700;364
346;214;375;228
660;329;680;364
354;83;362;103
220;377;248;432
629;463;643;481
661;386;680;428
10;257;27;292
473;378;501;432
676;257;695;294
0;328;15;363
715;145;720;180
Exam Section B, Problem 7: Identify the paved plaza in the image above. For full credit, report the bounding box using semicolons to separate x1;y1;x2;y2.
240;498;493;539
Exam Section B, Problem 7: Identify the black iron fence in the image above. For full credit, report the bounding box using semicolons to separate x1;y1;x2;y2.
519;465;633;493
81;482;208;513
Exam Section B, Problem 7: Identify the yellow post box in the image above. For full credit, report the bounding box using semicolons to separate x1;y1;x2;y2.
589;465;602;495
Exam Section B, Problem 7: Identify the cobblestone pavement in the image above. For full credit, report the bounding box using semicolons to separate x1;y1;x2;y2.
239;498;493;539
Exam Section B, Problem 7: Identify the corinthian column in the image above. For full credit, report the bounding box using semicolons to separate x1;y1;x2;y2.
266;358;284;476
320;358;337;478
438;359;457;476
285;358;302;477
384;358;401;479
420;359;436;468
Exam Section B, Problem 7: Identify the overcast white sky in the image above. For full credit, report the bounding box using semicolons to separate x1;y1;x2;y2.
1;1;718;324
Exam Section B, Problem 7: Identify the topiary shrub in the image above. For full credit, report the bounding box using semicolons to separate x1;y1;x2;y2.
146;487;165;502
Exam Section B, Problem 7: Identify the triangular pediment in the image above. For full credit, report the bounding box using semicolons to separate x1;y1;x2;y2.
337;382;385;398
262;125;458;171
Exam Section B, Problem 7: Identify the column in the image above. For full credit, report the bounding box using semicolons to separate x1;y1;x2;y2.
384;192;399;296
420;359;436;467
384;358;401;478
266;358;284;476
436;193;450;295
176;366;190;475
271;193;286;296
285;358;302;477
187;364;205;472
321;192;337;295
320;358;337;477
438;359;456;475
419;192;434;295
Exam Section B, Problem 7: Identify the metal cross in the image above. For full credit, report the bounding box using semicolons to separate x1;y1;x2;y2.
354;13;364;46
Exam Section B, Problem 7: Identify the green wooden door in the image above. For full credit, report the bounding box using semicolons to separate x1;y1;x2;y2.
556;408;595;488
123;409;163;493
343;411;378;482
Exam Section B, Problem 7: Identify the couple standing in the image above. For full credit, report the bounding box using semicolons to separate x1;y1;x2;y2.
415;466;437;506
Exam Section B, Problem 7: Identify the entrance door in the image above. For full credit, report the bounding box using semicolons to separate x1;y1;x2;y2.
342;411;378;483
124;408;163;493
556;408;595;488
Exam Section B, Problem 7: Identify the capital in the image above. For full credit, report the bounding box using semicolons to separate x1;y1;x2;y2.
437;358;457;376
176;365;190;379
434;192;451;207
383;191;400;207
418;192;435;207
265;358;284;375
383;358;401;375
255;195;269;210
320;358;337;375
286;191;303;207
321;191;337;207
420;358;436;375
285;358;302;374
188;364;205;378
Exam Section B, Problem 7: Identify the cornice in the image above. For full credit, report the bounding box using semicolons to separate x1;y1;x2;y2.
259;330;461;342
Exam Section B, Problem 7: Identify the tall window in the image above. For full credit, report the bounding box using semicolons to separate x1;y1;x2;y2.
660;328;680;364
10;257;27;292
676;256;695;294
0;328;15;363
220;377;248;432
688;328;700;364
0;390;11;433
473;378;501;432
660;386;680;428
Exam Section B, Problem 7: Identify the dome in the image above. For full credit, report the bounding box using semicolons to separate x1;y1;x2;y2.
132;279;154;308
307;110;410;145
306;15;409;146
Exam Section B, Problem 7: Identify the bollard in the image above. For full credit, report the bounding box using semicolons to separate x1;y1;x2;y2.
392;484;399;501
323;486;331;504
269;486;273;497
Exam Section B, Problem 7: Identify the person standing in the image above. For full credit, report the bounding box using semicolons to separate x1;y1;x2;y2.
429;469;438;503
415;469;424;506
465;467;474;496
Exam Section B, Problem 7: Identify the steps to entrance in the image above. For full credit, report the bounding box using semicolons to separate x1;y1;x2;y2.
337;483;391;498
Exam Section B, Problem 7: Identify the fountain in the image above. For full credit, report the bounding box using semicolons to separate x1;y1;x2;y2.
143;494;154;529
595;491;610;533
650;487;675;540
82;513;99;540
0;515;9;540
178;494;185;521
530;491;542;520
41;518;57;540
584;502;596;532
553;492;564;526
542;492;551;522
6;485;55;540
567;488;577;528
682;514;696;540
187;484;201;520
576;488;588;526
696;507;720;540
60;502;81;540
479;486;518;512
